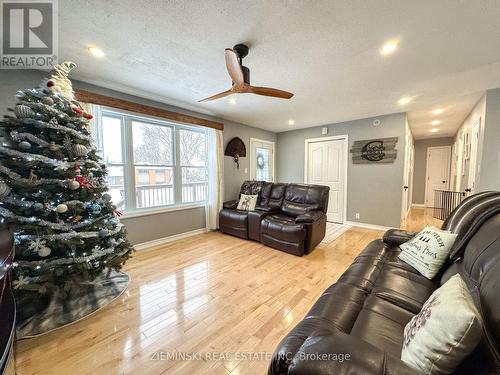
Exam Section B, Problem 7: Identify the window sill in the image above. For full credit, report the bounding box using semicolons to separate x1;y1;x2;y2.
120;203;206;220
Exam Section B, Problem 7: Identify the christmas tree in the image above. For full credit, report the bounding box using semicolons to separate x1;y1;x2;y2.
0;62;133;301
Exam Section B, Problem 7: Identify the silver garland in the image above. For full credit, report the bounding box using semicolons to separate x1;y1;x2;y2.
22;118;92;142
0;145;70;169
15;239;127;269
10;131;51;147
19;98;87;127
0;205;113;231
15;223;124;242
0;144;101;170
0;163;68;186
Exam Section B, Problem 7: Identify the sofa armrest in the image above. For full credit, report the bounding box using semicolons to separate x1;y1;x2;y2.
295;211;324;224
223;200;238;209
286;329;417;375
383;229;417;246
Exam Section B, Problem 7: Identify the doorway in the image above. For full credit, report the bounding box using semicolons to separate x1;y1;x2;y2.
425;146;451;207
249;138;275;182
304;135;348;223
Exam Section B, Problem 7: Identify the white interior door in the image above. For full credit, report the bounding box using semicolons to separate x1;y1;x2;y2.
425;146;451;207
306;138;346;223
467;118;481;195
401;129;414;221
250;138;274;181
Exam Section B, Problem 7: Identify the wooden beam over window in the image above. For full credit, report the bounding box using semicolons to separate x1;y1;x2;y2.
74;89;224;131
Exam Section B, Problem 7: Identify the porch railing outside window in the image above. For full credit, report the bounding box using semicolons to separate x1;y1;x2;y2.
94;108;208;212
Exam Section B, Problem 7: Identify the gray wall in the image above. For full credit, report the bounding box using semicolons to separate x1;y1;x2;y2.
277;113;407;228
412;137;454;205
0;70;273;244
222;120;276;200
477;88;500;191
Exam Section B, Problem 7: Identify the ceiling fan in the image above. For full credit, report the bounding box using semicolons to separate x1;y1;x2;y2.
199;43;294;102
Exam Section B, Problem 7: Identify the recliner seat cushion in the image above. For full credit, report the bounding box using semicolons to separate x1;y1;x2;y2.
219;209;249;238
261;214;306;243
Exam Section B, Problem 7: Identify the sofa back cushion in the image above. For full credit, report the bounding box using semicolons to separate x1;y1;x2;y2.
440;213;500;373
281;184;329;217
442;192;500;259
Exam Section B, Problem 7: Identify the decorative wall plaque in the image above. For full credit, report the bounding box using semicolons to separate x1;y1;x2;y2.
350;137;398;164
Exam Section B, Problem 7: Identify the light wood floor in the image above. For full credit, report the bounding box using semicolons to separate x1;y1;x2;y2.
15;208;437;375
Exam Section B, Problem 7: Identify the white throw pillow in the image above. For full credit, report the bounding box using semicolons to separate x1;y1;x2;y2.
237;194;258;211
401;274;483;375
398;226;457;279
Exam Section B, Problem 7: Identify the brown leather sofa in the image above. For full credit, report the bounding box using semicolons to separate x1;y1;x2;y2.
219;181;329;256
269;192;500;374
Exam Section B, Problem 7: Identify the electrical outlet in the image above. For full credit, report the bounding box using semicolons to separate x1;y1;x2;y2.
322;127;328;135
355;213;360;219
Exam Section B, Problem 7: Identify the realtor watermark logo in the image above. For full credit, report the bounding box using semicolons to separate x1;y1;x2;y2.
0;0;58;69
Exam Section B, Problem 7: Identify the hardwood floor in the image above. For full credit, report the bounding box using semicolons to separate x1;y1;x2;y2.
15;209;433;375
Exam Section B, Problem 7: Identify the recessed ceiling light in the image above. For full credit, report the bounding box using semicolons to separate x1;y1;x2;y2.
380;40;399;56
228;97;236;105
88;46;105;58
397;96;413;106
288;120;295;126
431;120;441;126
432;108;445;115
430;128;439;133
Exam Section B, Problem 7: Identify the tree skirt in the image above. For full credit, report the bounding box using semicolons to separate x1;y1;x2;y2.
16;270;130;339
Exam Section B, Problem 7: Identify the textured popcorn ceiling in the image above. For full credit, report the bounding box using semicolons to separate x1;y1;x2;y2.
59;0;500;138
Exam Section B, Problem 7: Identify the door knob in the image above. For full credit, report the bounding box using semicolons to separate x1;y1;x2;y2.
442;180;446;183
465;188;472;192
403;186;408;190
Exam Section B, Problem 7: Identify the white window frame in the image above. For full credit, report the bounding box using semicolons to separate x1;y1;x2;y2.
249;138;275;182
95;107;208;217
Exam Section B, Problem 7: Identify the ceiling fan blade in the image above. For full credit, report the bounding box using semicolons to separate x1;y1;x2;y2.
198;89;233;102
248;86;294;99
225;48;244;85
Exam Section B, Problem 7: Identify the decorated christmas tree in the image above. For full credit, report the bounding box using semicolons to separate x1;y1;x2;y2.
0;62;133;331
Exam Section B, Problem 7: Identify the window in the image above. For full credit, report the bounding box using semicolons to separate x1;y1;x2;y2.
95;109;208;212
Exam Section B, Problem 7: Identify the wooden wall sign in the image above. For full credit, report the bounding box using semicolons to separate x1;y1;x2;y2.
350;137;398;164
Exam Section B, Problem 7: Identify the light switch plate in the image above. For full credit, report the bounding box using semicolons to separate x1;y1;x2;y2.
322;127;328;135
244;167;248;174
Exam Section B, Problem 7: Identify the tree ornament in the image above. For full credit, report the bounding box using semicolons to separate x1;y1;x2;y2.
14;104;35;118
41;96;54;106
102;193;112;202
89;203;101;213
28;239;52;257
32;203;44;210
38;246;52;257
56;204;68;213
46;80;55;88
46;62;77;101
49;141;60;152
98;229;109;238
18;141;31;150
84;113;93;120
72;144;88;157
29;170;38;181
68;180;80;190
75;175;93;190
0;181;11;198
72;107;83;115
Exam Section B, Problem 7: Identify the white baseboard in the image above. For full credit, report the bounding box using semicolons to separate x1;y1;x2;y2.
412;204;426;208
134;228;208;251
345;220;397;232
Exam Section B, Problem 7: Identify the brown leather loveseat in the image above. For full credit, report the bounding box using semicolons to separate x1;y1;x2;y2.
219;181;329;256
268;191;500;374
